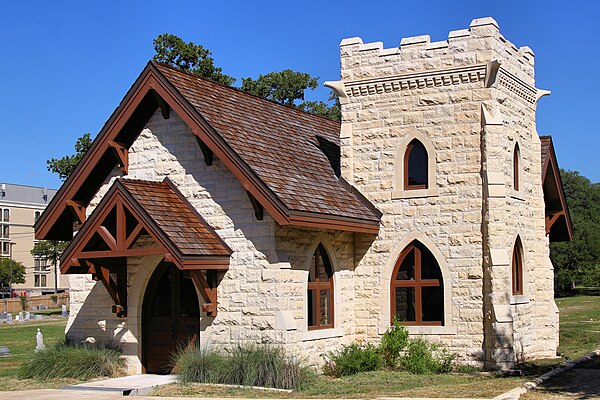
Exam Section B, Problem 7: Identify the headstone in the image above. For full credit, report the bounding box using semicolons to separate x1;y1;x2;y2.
0;346;11;357
6;314;12;324
39;304;47;310
25;311;30;320
18;312;23;320
15;314;19;321
61;305;68;317
1;312;6;320
35;328;45;352
31;306;37;311
35;315;42;320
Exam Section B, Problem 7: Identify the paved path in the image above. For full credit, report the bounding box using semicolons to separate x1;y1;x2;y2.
521;356;600;399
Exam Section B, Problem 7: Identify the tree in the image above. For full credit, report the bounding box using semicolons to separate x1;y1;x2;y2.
550;170;600;291
0;257;25;292
153;33;236;86
47;133;93;181
31;241;69;294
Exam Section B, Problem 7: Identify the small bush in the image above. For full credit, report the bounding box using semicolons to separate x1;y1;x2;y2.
322;343;384;377
173;344;312;390
19;341;125;380
20;295;28;311
401;337;456;374
380;319;409;368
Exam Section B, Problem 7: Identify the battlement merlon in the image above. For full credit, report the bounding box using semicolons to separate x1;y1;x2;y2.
339;17;536;85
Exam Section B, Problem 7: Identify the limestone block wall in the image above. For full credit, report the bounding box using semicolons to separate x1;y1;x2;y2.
335;17;557;367
66;109;361;370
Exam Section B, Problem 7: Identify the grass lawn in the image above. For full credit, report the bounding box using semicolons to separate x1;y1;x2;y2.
555;295;600;359
0;318;79;390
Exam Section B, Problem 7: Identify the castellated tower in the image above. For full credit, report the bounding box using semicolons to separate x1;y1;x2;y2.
329;17;557;369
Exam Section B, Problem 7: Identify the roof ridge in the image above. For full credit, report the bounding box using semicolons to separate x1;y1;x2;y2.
150;60;341;126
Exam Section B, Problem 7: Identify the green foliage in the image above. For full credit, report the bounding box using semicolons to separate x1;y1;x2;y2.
19;341;125;380
50;295;58;305
380;319;409;368
299;91;341;120
550;170;600;291
0;257;25;288
241;70;319;106
19;295;28;311
153;33;236;86
46;133;93;181
401;338;455;374
30;241;68;266
173;344;313;390
322;343;384;377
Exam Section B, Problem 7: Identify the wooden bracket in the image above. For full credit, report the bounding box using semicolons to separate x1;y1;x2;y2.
545;210;564;235
108;141;129;175
65;200;87;224
82;261;127;317
247;192;263;220
190;270;217;317
195;137;213;166
152;90;170;119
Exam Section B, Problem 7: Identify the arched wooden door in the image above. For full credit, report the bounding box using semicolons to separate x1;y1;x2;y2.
142;262;200;374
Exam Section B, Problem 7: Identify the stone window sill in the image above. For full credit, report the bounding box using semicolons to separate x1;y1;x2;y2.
510;295;530;305
405;325;457;335
302;327;344;342
392;187;439;200
510;191;525;201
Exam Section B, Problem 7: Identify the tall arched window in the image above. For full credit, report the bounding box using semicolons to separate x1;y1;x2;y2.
308;244;334;330
391;241;443;325
404;139;428;190
513;144;520;191
512;236;524;295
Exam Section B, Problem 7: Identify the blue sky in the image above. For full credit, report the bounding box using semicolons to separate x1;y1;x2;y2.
1;0;598;189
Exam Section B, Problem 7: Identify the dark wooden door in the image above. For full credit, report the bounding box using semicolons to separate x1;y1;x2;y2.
143;263;200;374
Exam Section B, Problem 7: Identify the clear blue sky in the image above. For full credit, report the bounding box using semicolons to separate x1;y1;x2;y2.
1;0;598;190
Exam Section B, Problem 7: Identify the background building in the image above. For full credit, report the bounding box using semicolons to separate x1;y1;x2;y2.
0;182;66;296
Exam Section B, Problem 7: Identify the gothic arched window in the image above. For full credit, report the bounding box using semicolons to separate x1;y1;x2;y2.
513;144;520;191
512;236;524;295
404;139;428;190
391;241;443;325
308;244;334;329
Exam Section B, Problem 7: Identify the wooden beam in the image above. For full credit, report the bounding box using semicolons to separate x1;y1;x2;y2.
78;247;164;258
124;223;144;250
545;210;565;235
65;200;87;224
195;137;213;166
108;141;129;175
190;270;217;317
247;191;263;220
152;90;170;119
96;226;117;251
90;263;127;318
116;201;126;250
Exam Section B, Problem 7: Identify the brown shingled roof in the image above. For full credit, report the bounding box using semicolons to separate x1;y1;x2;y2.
151;61;380;224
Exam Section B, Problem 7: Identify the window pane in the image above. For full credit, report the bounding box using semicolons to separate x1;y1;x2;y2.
308;253;317;282
319;289;331;326
307;289;316;326
35;275;40;287
420;248;441;280
396;250;415;280
41;275;47;287
407;141;428;187
3;209;8;222
394;287;415;322
422;286;443;322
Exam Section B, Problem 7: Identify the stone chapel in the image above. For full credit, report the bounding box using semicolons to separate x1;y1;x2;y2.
35;17;571;373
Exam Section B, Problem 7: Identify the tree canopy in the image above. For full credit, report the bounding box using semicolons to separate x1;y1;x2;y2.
46;133;93;182
550;169;600;291
0;257;25;288
153;33;236;86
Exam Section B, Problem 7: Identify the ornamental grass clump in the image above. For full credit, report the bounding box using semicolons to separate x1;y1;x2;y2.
19;341;125;380
172;344;313;390
401;337;456;374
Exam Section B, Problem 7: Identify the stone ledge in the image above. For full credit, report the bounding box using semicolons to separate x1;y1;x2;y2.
391;187;439;200
301;327;344;342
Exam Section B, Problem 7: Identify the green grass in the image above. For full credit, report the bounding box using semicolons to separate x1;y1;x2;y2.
0;318;78;389
555;295;600;358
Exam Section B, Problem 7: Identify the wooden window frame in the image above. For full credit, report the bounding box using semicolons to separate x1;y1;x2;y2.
513;144;520;192
307;244;334;330
391;243;443;326
404;140;428;190
512;237;524;295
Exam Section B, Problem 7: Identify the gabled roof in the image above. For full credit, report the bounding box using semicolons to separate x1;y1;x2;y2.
540;136;572;242
35;61;381;241
60;178;232;273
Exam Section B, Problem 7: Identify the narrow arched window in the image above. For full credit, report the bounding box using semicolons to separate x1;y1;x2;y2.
308;244;334;330
404;139;428;190
391;241;443;325
512;237;524;295
513;144;520;191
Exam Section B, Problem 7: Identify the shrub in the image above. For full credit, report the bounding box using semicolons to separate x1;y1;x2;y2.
322;343;384;377
172;344;313;390
19;341;125;380
401;337;456;374
380;319;409;368
19;295;28;311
